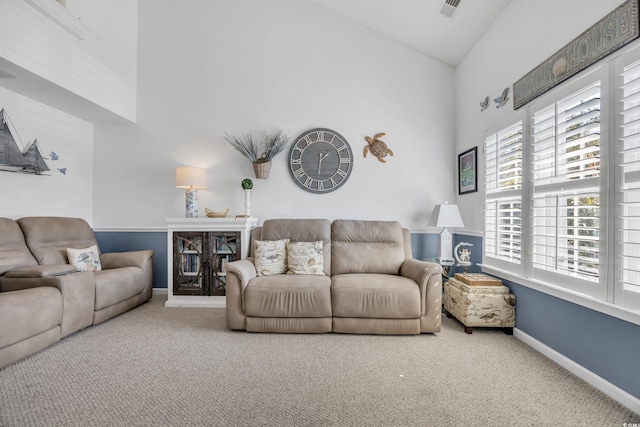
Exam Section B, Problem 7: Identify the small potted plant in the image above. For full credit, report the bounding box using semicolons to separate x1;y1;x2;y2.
223;129;291;179
241;178;253;190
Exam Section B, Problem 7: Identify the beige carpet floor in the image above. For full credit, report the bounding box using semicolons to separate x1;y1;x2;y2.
0;296;638;427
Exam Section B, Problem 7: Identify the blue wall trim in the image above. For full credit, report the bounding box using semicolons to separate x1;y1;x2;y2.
94;229;639;401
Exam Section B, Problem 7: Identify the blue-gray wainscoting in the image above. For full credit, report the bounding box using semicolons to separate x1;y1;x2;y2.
504;279;640;401
97;230;453;289
94;230;640;404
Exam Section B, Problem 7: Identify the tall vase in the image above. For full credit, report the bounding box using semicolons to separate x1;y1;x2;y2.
244;189;251;217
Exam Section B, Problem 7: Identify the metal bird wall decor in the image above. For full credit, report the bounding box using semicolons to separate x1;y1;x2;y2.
494;87;510;109
480;96;490;112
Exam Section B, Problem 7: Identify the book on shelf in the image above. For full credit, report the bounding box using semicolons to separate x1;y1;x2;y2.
217;254;233;274
181;254;200;273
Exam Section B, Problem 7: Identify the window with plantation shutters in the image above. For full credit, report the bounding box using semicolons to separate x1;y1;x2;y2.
481;43;640;319
618;56;640;310
484;121;523;271
531;82;602;291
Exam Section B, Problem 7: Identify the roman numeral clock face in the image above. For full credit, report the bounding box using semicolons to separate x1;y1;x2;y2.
288;128;353;193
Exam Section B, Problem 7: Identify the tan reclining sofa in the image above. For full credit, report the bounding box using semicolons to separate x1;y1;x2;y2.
226;219;442;334
0;216;153;369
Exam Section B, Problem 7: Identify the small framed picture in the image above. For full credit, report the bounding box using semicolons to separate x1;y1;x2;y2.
458;147;477;194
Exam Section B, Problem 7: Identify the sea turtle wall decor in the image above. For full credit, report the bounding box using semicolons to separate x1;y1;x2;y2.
364;132;393;163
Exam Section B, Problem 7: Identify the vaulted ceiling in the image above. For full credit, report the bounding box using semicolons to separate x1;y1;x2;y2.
307;0;512;67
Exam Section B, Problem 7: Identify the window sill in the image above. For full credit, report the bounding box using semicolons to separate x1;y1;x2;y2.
480;264;640;327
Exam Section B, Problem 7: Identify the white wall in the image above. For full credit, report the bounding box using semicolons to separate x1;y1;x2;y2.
0;86;94;221
0;0;137;122
0;0;135;223
93;0;456;230
454;0;623;232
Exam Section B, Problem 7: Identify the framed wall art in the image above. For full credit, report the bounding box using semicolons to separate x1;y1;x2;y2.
458;147;477;195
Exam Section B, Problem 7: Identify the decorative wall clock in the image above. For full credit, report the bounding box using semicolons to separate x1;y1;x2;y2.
288;128;353;193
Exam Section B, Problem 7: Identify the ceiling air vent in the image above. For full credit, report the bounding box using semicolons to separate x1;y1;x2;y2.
439;0;462;18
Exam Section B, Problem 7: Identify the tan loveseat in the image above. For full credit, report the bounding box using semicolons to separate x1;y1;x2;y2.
0;217;153;369
226;219;442;334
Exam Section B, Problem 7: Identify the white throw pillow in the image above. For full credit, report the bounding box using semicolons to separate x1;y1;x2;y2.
286;241;324;275
254;240;288;276
67;245;102;272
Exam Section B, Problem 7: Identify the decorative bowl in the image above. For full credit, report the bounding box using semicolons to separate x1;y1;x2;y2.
205;208;229;218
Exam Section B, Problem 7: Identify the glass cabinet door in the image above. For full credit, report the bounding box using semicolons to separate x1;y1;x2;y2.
173;232;206;296
209;233;240;296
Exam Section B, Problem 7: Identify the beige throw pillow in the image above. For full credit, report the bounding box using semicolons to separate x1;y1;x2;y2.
67;245;102;272
254;240;288;276
286;241;324;275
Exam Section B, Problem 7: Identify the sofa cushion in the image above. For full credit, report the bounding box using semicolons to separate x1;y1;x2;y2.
260;219;331;276
0;218;38;275
245;275;332;318
331;274;420;319
94;267;144;311
0;287;62;348
286;241;324;275
331;220;405;275
254;239;288;276
18;217;98;265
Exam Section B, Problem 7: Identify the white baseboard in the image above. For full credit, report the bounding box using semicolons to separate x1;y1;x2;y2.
514;328;640;415
151;288;225;307
163;295;225;308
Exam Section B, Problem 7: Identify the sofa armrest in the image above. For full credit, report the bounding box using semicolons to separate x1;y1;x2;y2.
4;264;78;278
226;260;257;288
400;259;443;317
0;272;95;337
100;250;154;270
100;250;154;302
225;259;257;330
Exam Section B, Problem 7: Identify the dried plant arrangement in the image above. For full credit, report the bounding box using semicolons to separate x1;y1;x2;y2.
222;129;291;164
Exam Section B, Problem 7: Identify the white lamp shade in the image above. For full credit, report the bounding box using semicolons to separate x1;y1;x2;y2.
175;166;207;189
428;203;465;228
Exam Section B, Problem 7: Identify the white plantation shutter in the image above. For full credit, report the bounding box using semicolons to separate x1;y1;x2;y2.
531;81;602;294
484;121;523;271
618;57;640;310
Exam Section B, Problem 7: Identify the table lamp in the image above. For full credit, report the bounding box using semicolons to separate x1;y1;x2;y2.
428;201;465;263
175;166;207;218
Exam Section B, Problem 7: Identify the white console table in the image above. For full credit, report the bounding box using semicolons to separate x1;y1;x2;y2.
165;217;258;308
